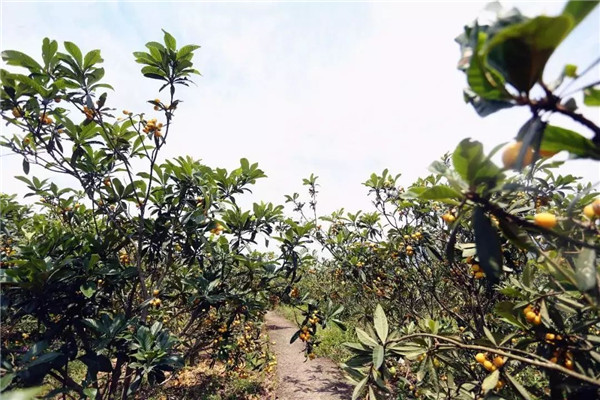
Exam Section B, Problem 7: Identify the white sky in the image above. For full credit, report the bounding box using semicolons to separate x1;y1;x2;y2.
1;1;599;217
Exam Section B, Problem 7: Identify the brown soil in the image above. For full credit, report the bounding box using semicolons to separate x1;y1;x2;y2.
264;311;353;400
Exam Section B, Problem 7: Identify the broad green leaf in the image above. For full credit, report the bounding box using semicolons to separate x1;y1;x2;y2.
83;388;98;399
504;372;533;400
463;88;514;117
373;345;384;369
575;247;597;292
452;138;484;184
64;41;83;66
162;30;177;51
1;387;42;400
484;16;573;92
562;1;599;32
0;372;15;391
473;207;503;285
483;326;497;345
481;370;500;393
352;376;368;400
41;38;58;67
373;304;388;343
83;50;103;70
418;185;463;201
177;44;201;60
1;50;43;72
356;327;379;348
80;281;97;298
541;125;600;159
467;32;508;101
584;87;600;106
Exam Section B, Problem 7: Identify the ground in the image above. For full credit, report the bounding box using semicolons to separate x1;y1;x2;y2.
265;311;352;400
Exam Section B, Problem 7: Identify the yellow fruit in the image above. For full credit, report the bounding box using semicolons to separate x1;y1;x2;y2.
502;141;534;169
474;272;485;279
534;212;557;229
433;358;440;368
483;360;494;371
471;264;481;272
533;314;542;326
545;333;555;341
154;298;161;307
550;357;558;363
523;305;533;315
475;353;486;364
564;359;573;370
493;356;504;367
583;204;595;219
442;213;455;223
496;380;505;390
153;289;160;296
525;311;537;322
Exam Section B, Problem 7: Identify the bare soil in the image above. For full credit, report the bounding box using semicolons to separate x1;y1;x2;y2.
264;311;353;400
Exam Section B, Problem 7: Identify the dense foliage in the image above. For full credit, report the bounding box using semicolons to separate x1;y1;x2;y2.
1;2;600;400
283;2;600;399
0;31;314;399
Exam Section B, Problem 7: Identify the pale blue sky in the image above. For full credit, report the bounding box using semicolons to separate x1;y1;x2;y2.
1;1;599;215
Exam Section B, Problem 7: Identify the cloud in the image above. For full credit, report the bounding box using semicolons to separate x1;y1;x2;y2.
1;1;598;217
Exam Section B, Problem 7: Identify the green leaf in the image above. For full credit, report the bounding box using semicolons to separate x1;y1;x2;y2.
373;304;388;343
484;16;573;92
575;247;597;292
352;376;368;400
504;372;533;400
463;88;514;117
64;41;83;66
80;281;97;298
41;38;58;67
452;138;484;184
583;87;600;106
177;44;201;60
83;388;98;399
0;372;15;391
356;327;379;348
22;159;29;175
473;207;503;285
417;185;463;201
1;50;43;72
162;30;177;51
0;387;43;400
467;32;508;101
562;1;599;32
481;370;500;393
541;125;600;159
483;326;497;345
83;50;103;70
373;345;384;369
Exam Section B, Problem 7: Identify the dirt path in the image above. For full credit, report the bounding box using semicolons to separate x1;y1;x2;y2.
264;311;353;400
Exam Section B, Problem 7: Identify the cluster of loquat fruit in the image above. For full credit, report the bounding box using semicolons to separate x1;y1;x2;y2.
209;223;225;235
474;352;505;372
523;304;542;326
119;250;131;265
466;257;485;279
150;289;161;308
142;118;163;138
39;113;53;125
82;106;95;120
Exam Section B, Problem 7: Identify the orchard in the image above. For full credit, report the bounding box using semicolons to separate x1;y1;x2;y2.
1;1;600;400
